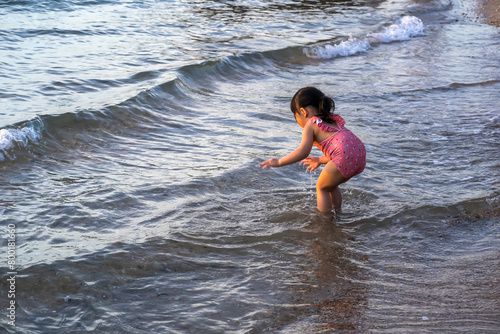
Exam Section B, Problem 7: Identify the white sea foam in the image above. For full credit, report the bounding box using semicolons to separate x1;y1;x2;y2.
0;119;43;161
309;36;371;59
305;16;425;59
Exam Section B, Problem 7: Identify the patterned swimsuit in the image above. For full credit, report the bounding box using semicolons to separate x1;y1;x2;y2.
308;114;366;179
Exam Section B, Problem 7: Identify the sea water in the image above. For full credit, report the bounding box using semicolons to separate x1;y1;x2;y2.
1;0;499;332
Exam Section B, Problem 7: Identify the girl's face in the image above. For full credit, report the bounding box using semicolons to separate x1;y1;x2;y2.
294;111;308;128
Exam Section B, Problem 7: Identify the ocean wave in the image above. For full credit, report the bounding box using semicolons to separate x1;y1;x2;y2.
0;16;427;164
304;16;425;59
0;118;44;162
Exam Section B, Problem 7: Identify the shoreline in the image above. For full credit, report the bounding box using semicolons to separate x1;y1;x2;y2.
478;0;500;26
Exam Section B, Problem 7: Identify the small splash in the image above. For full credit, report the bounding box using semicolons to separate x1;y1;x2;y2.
0;118;44;162
307;36;371;59
369;16;425;43
305;16;425;59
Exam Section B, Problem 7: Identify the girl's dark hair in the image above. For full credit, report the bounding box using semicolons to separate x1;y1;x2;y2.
290;87;335;123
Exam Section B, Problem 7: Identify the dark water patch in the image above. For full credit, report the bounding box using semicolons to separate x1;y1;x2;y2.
368;79;500;101
0;0;118;12
418;79;500;95
10;28;115;38
176;53;275;95
128;70;162;82
0;91;32;101
447;80;500;90
41;80;100;95
186;0;387;26
351;195;500;233
442;195;500;226
41;70;165;96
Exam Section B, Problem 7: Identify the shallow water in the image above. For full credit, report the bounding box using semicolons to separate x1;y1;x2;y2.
1;0;499;332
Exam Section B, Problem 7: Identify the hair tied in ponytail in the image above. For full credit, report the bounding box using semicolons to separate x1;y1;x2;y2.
290;87;336;123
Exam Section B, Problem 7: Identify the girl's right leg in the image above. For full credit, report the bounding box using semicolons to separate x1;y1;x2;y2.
316;162;347;212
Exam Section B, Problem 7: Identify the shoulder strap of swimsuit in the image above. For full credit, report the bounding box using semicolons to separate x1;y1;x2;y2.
308;115;341;132
329;114;346;128
306;116;321;126
308;115;346;131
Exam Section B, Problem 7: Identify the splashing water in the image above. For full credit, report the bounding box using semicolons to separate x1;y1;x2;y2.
369;15;426;43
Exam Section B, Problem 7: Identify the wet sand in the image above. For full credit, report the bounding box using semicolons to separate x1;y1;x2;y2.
478;0;500;26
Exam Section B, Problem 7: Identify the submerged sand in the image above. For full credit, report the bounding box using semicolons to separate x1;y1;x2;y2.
478;0;500;26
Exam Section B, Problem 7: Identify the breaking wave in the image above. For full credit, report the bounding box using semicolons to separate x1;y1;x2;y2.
304;16;425;59
0;118;44;162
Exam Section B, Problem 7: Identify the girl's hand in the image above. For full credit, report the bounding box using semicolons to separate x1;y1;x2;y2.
301;156;321;172
259;158;280;169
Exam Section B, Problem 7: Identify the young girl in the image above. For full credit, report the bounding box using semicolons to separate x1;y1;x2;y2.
259;87;366;213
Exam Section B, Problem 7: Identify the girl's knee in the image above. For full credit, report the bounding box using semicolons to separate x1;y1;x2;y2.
316;182;336;192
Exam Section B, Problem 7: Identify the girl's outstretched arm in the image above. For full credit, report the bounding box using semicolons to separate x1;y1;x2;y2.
302;155;330;172
260;123;315;169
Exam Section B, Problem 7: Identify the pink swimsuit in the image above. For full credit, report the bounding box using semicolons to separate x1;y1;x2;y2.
308;114;366;179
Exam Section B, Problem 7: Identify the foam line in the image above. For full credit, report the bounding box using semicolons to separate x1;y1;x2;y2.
304;16;425;59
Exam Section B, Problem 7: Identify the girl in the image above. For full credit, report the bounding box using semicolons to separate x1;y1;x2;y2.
259;87;366;213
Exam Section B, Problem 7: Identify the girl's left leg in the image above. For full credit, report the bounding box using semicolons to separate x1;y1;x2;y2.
330;186;342;210
316;161;347;212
